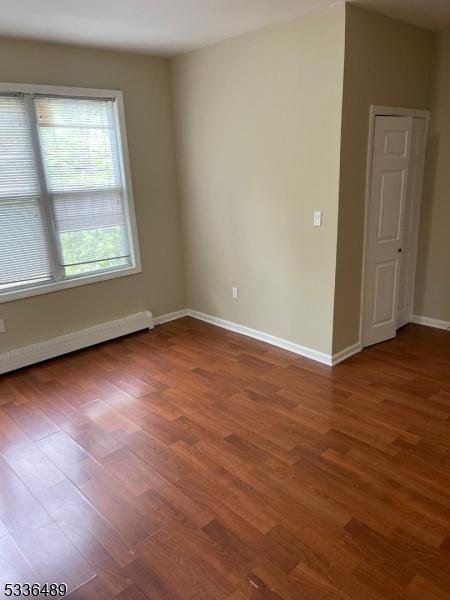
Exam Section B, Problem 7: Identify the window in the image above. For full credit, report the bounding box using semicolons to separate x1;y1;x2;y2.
0;83;140;302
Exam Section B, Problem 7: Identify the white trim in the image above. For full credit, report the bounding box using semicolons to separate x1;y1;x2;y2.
0;311;153;375
187;309;334;365
0;82;122;98
113;87;142;275
412;315;450;331
331;342;361;366
25;94;65;282
153;309;189;325
359;105;430;349
155;308;362;366
366;105;429;120
0;266;141;304
0;82;142;304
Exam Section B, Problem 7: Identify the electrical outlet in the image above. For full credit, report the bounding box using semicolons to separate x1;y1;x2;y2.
232;287;239;300
0;319;5;333
313;210;322;227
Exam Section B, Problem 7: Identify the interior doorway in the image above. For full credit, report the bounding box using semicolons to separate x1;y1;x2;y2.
361;106;429;348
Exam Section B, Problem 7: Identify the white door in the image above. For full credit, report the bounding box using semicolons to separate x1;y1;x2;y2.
363;116;413;347
397;118;427;329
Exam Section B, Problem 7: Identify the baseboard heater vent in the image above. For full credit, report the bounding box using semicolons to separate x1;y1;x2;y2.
0;311;154;375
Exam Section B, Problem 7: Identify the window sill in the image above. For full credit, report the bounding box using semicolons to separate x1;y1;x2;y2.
0;265;142;304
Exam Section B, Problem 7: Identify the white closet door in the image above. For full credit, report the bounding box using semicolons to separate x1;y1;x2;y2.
397;117;426;329
363;116;413;347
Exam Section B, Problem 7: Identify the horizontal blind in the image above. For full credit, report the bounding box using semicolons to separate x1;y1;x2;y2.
0;95;53;288
35;96;131;275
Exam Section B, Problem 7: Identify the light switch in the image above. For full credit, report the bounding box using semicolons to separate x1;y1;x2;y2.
313;211;322;227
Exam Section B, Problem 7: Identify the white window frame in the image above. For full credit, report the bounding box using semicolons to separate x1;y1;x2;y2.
0;82;142;304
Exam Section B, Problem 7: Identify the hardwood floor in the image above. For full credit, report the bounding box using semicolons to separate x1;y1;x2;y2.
0;317;449;599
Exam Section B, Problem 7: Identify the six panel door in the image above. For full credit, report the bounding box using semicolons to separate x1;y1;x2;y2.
363;116;413;347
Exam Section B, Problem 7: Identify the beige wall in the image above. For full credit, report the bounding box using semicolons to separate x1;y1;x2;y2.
415;31;450;323
333;5;434;353
171;4;346;355
0;38;186;352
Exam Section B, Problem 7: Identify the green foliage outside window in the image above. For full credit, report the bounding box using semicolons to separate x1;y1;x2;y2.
60;226;128;276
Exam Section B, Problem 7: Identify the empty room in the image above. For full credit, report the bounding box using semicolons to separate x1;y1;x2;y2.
0;0;449;598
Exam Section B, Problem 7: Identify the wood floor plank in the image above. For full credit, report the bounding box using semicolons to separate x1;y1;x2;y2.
0;457;52;537
0;535;37;588
408;574;450;600
2;400;60;441
137;523;237;599
66;576;112;599
13;521;96;594
37;479;137;569
2;440;66;496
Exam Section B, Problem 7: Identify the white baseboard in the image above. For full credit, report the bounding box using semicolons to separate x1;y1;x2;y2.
187;309;336;366
153;309;189;325
412;314;450;331
156;308;362;366
0;311;154;375
331;342;362;366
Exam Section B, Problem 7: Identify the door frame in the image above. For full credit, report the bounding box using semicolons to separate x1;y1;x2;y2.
359;105;430;348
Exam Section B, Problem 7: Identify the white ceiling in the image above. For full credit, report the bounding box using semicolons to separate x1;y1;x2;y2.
0;0;449;56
